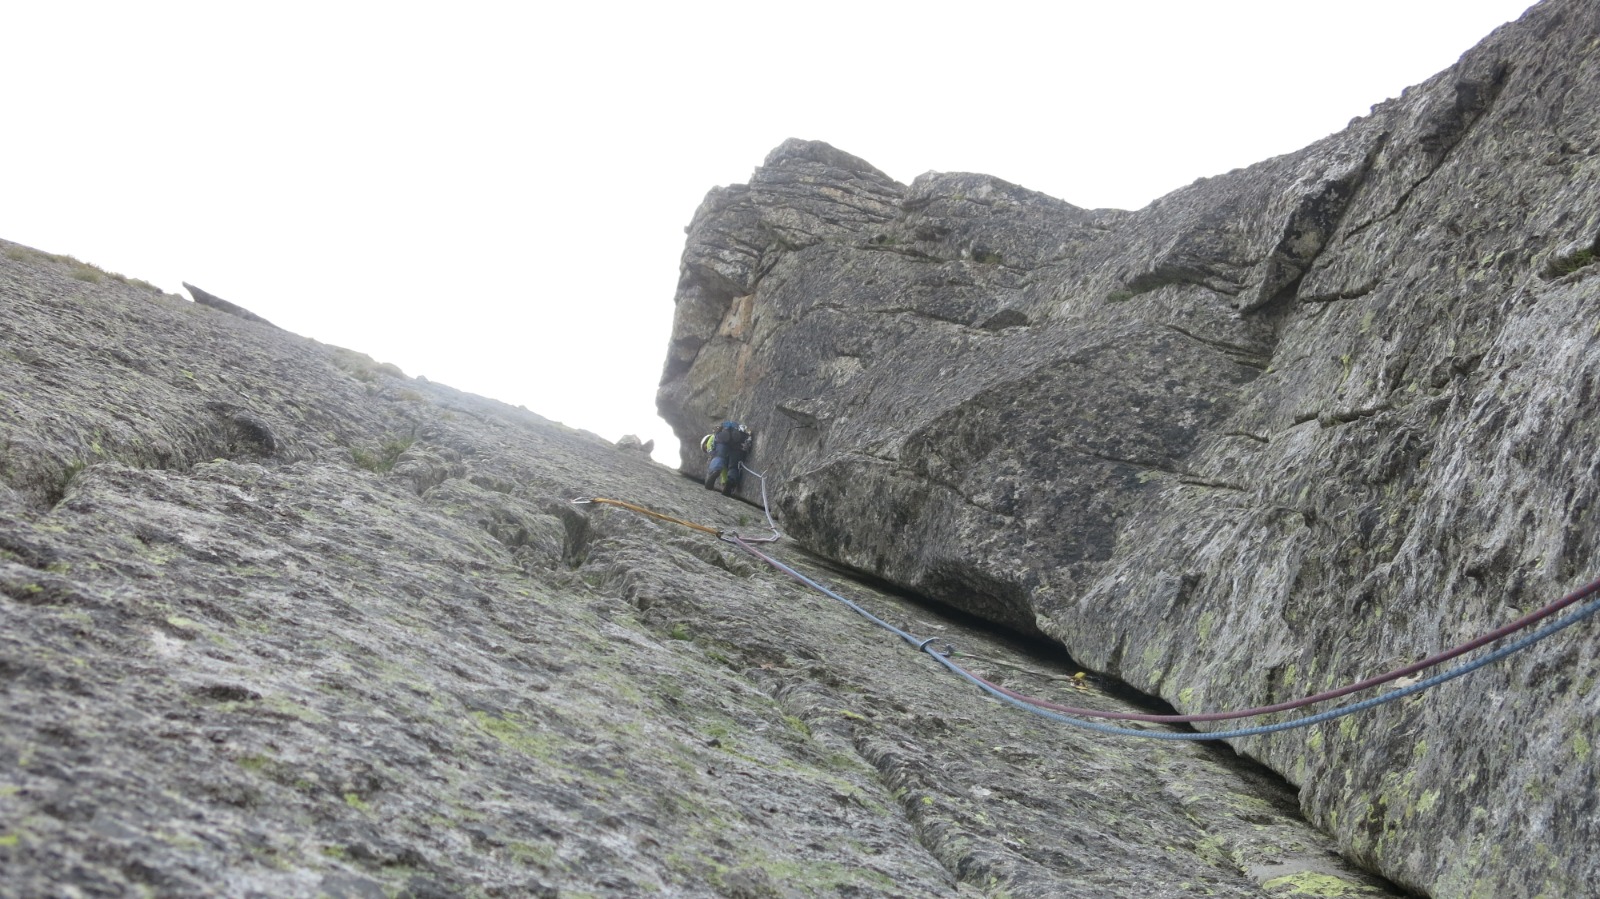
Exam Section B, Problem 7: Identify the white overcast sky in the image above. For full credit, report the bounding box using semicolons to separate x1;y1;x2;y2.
3;1;1535;462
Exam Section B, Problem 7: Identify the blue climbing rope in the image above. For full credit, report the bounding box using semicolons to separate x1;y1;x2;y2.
928;593;1600;740
731;462;782;543
726;535;1600;742
585;482;1597;741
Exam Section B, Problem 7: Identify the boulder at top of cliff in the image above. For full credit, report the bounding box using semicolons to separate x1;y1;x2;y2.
184;281;278;328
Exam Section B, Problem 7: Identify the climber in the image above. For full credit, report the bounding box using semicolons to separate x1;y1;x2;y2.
701;420;754;495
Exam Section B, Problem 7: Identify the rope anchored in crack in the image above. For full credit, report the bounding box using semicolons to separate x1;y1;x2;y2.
575;482;1599;741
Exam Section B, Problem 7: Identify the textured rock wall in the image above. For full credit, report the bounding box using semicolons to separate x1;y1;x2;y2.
1;240;1405;896
658;1;1600;895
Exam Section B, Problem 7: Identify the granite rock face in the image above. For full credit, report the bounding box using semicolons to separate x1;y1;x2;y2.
1;242;1403;897
658;1;1600;895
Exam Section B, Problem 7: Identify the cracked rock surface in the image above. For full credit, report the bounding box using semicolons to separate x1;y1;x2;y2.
658;1;1600;895
0;240;1403;896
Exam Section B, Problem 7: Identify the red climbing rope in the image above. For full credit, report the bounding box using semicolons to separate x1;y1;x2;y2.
577;477;1599;729
975;573;1600;723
